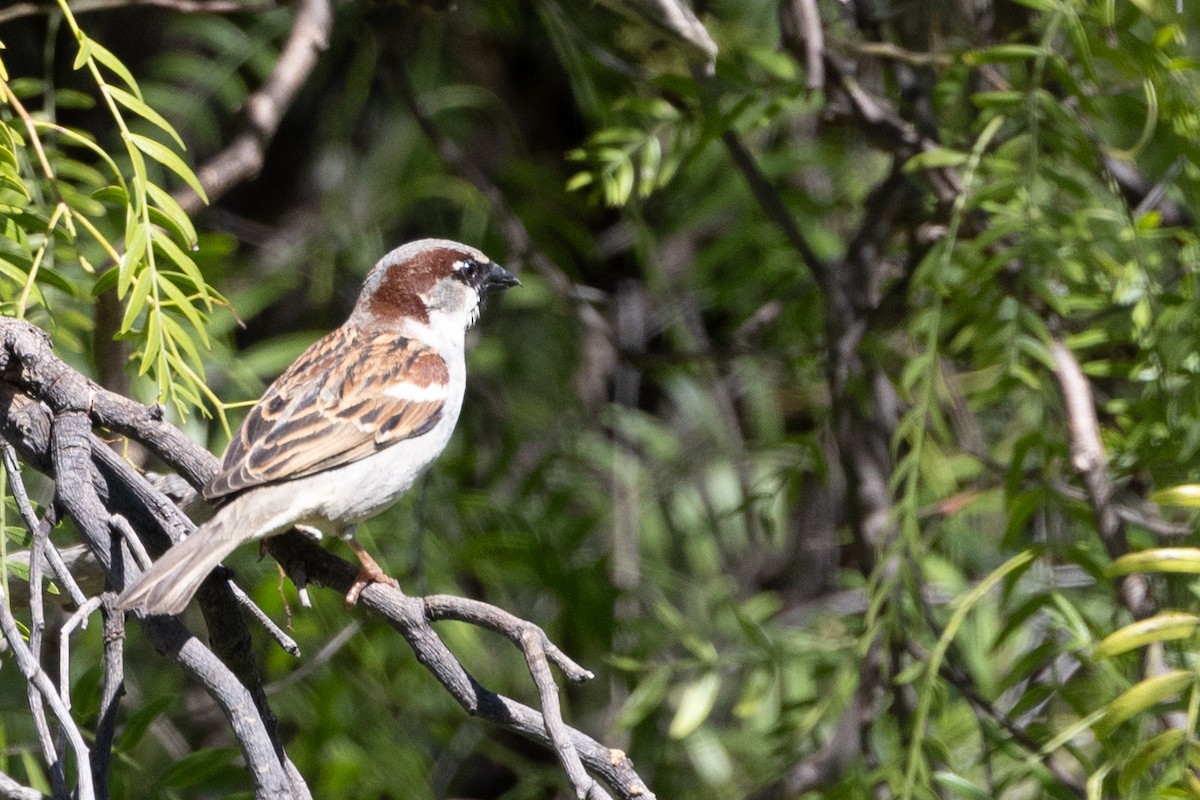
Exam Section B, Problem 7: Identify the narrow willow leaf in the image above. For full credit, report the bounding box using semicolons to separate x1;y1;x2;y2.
145;182;197;247
669;672;721;739
128;133;207;202
166;368;202;412
151;230;208;302
37;265;78;295
106;85;185;149
1109;549;1200;576
86;38;141;98
903;550;1037;796
932;771;991;800
1095;670;1192;737
139;309;161;375
971;91;1025;109
160;313;205;373
904;148;969;172
893;659;926;686
72;37;93;71
159;747;239;789
1086;764;1112;800
92;266;119;296
685;728;733;787
37;121;124;186
116;695;173;750
120;267;154;332
1151;484;1200;508
1117;729;1187;795
119;223;148;297
565;172;593;192
616;666;671;729
156;275;210;346
0;257;31;286
971;44;1046;63
1095;613;1200;658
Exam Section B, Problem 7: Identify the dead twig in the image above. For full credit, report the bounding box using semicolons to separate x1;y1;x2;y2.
175;0;333;214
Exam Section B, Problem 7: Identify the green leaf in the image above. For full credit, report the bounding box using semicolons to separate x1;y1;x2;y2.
970;44;1046;64
1109;549;1200;576
92;266;119;296
72;37;94;71
116;695;173;750
1151;484;1200;508
1095;613;1200;658
1118;729;1188;794
19;750;50;794
120;266;154;331
932;771;991;800
128;133;208;203
87;38;141;97
971;91;1025;109
106;85;185;149
669;671;720;739
158;299;209;364
139;308;161;375
34;121;124;186
145;182;198;247
1095;671;1192;737
565;171;594;192
616;666;671;729
120;222;148;297
158;747;240;789
904;148;969;172
151;229;208;302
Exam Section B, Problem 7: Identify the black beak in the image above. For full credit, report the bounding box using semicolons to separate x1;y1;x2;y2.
485;263;520;292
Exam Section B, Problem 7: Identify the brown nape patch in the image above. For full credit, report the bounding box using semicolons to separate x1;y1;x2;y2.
365;246;467;322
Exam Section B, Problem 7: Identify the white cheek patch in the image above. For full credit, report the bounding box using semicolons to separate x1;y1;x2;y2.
383;381;448;401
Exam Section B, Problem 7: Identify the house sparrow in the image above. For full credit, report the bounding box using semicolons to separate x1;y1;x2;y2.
118;239;518;614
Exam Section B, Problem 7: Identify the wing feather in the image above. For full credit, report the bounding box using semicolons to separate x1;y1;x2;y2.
204;327;448;501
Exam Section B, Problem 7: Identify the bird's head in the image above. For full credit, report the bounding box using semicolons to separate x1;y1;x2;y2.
354;239;519;332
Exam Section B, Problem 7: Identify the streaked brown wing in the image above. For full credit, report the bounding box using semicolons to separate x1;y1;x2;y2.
204;327;448;501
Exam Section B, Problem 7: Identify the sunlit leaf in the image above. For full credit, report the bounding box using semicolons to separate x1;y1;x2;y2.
1095;671;1192;737
1109;549;1200;576
1095;613;1200;657
669;672;720;739
128;132;207;202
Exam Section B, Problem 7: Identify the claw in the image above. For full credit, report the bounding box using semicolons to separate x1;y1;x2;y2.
345;539;398;605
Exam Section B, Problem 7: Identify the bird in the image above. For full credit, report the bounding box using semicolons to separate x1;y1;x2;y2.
118;239;519;614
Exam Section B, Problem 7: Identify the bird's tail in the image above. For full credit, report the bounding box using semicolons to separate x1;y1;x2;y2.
117;514;245;615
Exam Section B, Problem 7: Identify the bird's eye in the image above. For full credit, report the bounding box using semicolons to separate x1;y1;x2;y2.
453;257;485;286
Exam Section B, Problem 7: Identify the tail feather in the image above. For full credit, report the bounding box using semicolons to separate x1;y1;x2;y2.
117;519;245;615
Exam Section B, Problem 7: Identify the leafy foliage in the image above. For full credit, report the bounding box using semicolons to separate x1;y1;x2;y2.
4;1;1200;799
1;1;225;423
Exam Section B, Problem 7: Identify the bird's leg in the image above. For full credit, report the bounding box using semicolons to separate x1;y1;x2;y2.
345;538;399;605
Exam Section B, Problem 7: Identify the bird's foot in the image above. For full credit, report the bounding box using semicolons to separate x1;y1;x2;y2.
345;539;399;606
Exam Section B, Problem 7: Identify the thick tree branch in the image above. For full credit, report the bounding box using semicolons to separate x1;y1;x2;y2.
265;535;655;800
0;316;654;800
